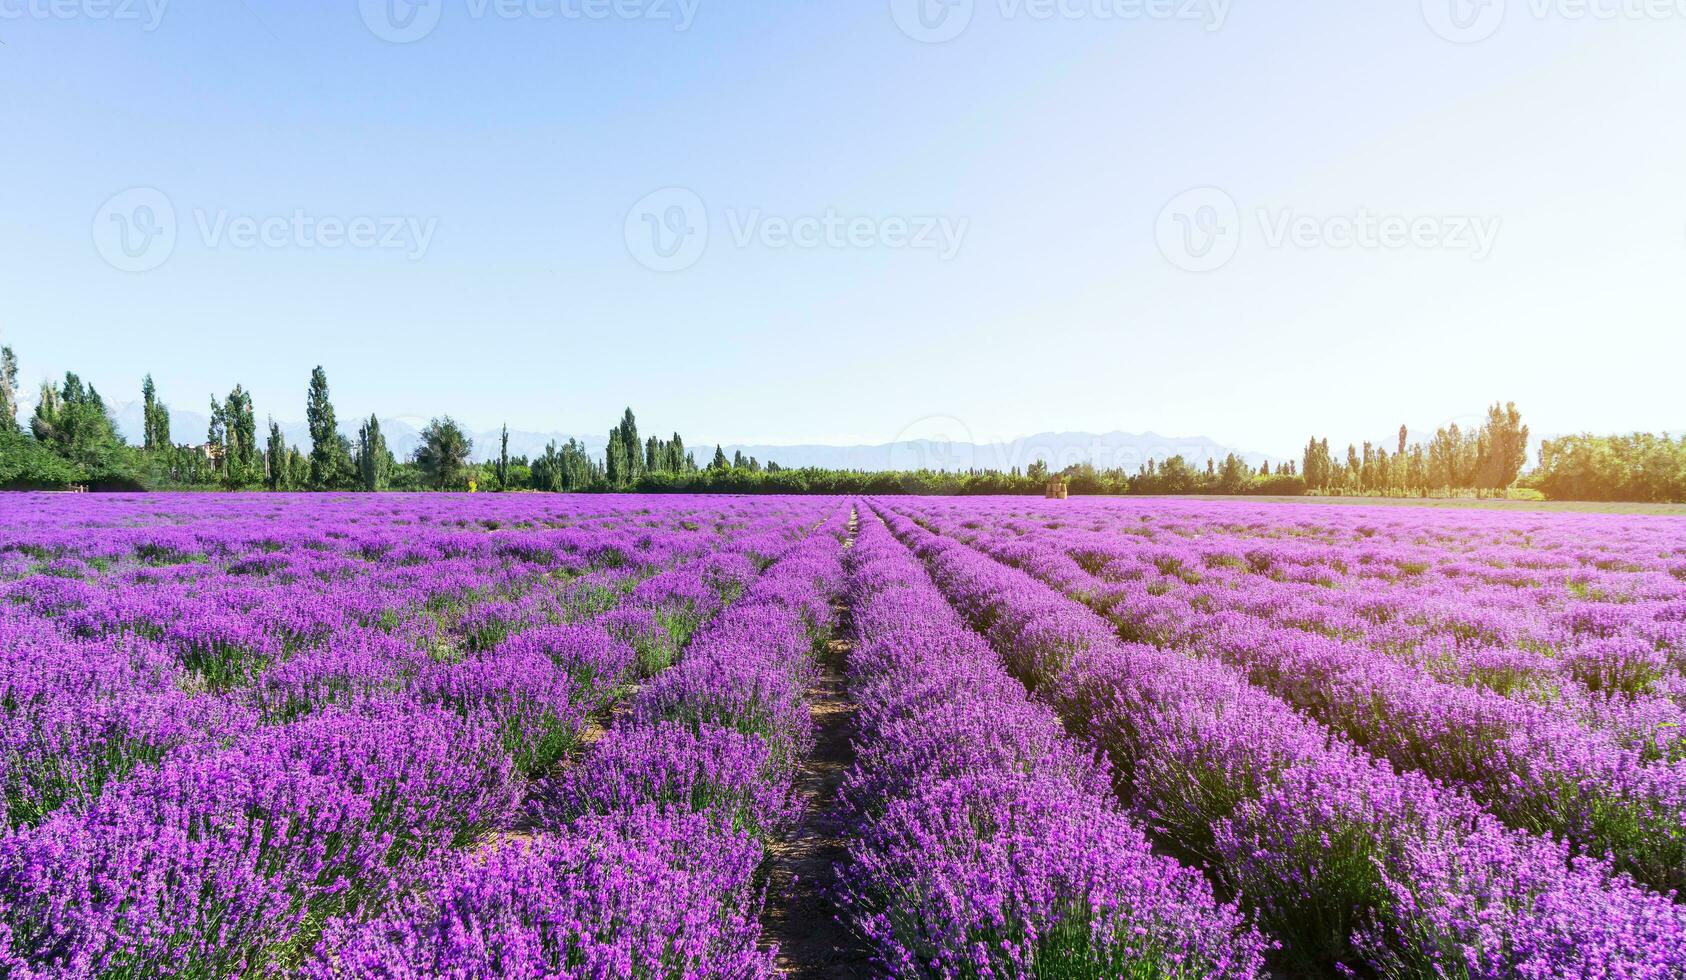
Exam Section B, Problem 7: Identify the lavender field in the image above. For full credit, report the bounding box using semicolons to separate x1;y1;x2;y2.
3;493;1685;978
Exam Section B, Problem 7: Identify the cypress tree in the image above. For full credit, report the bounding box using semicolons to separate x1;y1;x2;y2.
266;419;287;490
497;424;510;490
358;414;390;492
141;375;160;449
139;374;172;451
307;366;349;489
207;397;227;477
220;385;257;484
615;409;642;481
0;346;17;434
606;428;626;486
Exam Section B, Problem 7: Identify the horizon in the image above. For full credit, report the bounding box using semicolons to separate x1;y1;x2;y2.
55;389;1674;471
5;5;1685;457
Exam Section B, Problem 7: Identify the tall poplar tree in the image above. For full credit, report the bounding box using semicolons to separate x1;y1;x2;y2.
496;424;510;490
141;374;172;449
358;414;390;492
307;366;350;489
605;427;627;486
207;397;227;476
222;385;257;484
614;408;642;483
0;346;17;434
266;419;288;490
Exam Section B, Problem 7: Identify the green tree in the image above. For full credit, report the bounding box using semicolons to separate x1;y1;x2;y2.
1218;452;1249;494
307;366;352;489
1475;401;1529;494
216;385;258;485
288;446;310;489
29;373;132;484
265;419;290;490
413;416;473;490
710;445;729;471
1;346;21;434
357;414;392;491
207;396;227;476
141;374;172;450
617;408;642;481
496;424;511;490
605;427;627;486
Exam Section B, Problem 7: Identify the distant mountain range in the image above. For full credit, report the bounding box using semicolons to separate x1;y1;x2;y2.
108;403;1286;473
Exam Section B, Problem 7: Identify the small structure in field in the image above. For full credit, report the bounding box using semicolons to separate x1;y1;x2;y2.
1045;476;1069;500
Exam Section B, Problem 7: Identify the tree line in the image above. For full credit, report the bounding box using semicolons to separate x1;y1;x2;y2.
1300;403;1533;498
1;343;1681;501
0;345;807;494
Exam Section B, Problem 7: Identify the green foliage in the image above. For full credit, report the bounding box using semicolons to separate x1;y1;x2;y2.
413;416;473;490
306;366;355;489
1529;432;1686;503
530;438;600;492
494;424;510;490
356;415;393;492
20;345;1671;504
1302;401;1530;499
141;373;171;449
23;373;140;488
0;429;83;488
0;346;17;435
208;385;260;487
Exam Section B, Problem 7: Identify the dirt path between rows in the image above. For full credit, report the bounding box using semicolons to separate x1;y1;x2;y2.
758;512;871;978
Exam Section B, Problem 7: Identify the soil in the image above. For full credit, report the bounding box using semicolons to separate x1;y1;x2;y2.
757;513;872;978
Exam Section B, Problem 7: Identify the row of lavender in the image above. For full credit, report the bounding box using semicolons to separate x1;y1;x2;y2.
891;498;1686;895
0;493;843;976
318;505;850;976
953;499;1686;755
837;508;1267;977
870;499;1686;976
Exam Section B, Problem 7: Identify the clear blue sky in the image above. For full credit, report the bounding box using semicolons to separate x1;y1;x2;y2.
3;1;1683;457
